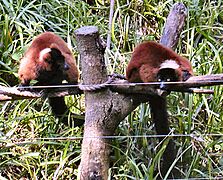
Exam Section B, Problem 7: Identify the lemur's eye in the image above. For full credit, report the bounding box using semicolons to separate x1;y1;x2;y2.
167;78;171;82
158;79;161;82
46;60;52;64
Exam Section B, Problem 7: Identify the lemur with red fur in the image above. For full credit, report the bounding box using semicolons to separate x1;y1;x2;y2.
18;32;81;126
126;41;193;84
126;41;193;177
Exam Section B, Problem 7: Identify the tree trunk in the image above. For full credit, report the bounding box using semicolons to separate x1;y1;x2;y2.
75;26;139;180
75;2;188;179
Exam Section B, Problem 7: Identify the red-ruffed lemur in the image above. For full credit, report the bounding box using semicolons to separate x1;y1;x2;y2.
126;41;193;85
18;32;82;126
126;41;193;177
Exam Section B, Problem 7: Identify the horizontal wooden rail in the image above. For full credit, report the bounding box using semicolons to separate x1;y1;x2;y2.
1;73;223;101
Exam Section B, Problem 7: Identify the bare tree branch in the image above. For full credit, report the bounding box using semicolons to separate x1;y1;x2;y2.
106;0;115;49
160;2;187;49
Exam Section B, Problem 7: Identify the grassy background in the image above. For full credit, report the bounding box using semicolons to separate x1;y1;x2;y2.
0;0;222;179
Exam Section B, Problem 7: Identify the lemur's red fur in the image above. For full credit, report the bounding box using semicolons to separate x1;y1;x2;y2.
18;32;81;126
126;41;193;178
126;41;193;83
18;32;79;86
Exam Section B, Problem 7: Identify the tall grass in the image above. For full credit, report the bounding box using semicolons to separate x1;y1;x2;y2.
0;0;222;179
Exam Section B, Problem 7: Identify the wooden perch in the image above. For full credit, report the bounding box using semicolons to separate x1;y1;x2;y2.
0;85;82;101
109;74;223;94
109;79;215;95
0;86;41;101
1;73;222;101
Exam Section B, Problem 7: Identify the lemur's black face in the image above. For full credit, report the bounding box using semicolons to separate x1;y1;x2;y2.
50;48;69;71
156;68;179;89
157;68;179;82
37;48;70;85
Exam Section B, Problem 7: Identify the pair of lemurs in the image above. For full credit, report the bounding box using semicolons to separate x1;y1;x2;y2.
18;31;193;176
18;31;193;129
18;32;193;123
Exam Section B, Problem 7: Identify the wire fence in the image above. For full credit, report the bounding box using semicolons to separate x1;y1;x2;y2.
12;79;223;90
0;133;222;143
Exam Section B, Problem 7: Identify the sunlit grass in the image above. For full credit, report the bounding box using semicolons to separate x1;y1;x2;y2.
0;0;222;179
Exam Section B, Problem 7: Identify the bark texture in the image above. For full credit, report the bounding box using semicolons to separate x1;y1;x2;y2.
160;2;187;49
75;26;139;180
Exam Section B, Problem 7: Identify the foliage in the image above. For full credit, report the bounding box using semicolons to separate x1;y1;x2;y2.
0;0;222;179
